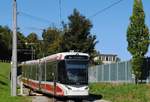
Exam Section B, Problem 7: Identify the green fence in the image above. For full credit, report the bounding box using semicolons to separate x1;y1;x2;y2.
89;59;150;83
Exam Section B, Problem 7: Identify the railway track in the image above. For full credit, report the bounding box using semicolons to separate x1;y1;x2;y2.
32;95;101;102
20;84;108;102
30;92;105;102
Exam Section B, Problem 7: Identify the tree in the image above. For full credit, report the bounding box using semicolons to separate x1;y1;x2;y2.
26;32;40;59
92;50;102;65
42;27;62;56
61;9;98;61
26;32;39;43
17;32;30;62
127;0;149;84
0;26;12;61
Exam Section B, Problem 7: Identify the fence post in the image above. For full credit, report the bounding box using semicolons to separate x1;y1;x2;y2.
117;62;118;81
96;66;99;82
109;64;111;82
125;61;127;82
146;58;149;84
102;65;104;82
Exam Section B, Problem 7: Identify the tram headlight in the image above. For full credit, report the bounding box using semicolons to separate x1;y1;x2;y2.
65;85;72;90
85;86;89;90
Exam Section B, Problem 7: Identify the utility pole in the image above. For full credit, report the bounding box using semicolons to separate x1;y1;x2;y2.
11;0;17;96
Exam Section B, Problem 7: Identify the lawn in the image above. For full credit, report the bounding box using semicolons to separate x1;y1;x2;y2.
1;62;150;102
0;62;30;102
89;83;150;102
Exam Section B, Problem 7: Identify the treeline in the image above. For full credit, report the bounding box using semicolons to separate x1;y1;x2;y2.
0;9;100;64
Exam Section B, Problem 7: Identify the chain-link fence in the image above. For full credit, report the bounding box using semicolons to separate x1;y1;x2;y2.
89;58;150;83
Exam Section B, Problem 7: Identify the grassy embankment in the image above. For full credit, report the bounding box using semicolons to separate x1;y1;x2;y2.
0;62;30;102
1;62;150;102
90;83;150;102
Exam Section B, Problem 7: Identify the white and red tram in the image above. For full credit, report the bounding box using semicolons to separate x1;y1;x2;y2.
21;52;89;97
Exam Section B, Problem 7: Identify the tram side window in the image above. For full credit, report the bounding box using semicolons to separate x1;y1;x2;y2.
29;65;33;79
29;64;32;79
24;66;26;77
31;64;36;80
27;64;31;79
41;62;46;81
27;65;29;78
25;65;27;78
46;61;57;81
58;61;66;83
22;65;25;77
34;64;37;80
36;64;39;81
25;65;28;78
24;65;27;78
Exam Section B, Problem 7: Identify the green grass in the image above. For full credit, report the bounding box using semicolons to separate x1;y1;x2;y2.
90;83;150;102
1;62;150;102
0;62;30;102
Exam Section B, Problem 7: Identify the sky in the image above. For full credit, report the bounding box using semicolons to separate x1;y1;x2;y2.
0;0;150;61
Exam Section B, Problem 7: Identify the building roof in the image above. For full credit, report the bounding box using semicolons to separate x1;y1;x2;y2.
100;54;117;56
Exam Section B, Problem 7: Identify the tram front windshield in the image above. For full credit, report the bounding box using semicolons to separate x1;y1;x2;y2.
65;60;88;85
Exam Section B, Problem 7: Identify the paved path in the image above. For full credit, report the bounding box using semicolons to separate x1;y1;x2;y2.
31;96;111;102
93;100;111;102
32;96;54;102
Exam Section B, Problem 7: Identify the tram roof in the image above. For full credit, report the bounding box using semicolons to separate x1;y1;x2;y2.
41;52;89;62
21;59;39;65
21;52;89;64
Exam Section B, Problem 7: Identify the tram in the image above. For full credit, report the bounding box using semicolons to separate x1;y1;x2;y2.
21;52;89;97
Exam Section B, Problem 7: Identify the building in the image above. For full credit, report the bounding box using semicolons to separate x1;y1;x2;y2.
94;54;119;64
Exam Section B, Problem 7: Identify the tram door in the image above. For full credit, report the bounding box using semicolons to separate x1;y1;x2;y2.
53;62;57;96
39;61;46;91
38;62;42;91
46;61;57;95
